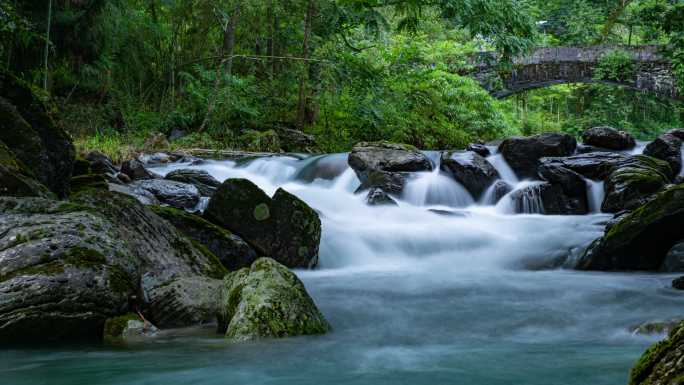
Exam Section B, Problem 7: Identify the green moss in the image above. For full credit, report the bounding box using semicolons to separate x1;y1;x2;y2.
72;157;92;177
108;265;135;294
629;321;684;384
69;174;108;195
103;313;140;343
0;261;65;283
189;239;229;279
62;246;107;268
253;203;270;221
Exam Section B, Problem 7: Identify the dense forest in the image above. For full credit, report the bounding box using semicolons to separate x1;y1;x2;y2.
2;0;684;158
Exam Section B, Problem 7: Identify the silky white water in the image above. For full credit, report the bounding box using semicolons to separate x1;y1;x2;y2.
3;153;683;385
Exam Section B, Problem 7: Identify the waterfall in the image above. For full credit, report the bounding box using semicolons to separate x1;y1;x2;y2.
486;153;519;184
402;156;475;208
495;181;546;215
585;178;605;213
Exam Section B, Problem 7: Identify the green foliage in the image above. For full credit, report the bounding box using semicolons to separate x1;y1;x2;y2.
594;49;636;83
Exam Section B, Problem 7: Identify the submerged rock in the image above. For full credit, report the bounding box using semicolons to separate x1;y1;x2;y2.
582;126;635;151
577;184;684;271
629;320;684;385
508;182;586;215
537;163;588;214
661;241;684;273
165;169;220;196
673;276;684;290
644;132;683;175
205;179;321;268
440;151;499;199
498;132;577;179
217;258;330;341
602;155;672;213
151;206;258;270
365;188;398;206
129;179;200;210
0;191;227;343
103;313;158;344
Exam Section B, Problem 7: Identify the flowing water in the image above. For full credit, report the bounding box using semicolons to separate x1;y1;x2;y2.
2;152;683;385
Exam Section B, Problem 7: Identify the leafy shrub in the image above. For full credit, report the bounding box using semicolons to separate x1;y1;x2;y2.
594;50;636;83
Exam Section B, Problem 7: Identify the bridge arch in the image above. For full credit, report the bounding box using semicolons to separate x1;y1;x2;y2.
469;46;679;100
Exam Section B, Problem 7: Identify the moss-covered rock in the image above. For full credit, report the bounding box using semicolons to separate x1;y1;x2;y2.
205;179;321;268
0;73;75;197
151;205;258;270
69;174;108;195
577;184;684;271
629;320;684;385
602;155;673;213
0;190;229;344
217;258;330;341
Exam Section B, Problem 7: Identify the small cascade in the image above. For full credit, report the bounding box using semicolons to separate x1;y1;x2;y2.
402;154;475;207
294;153;349;182
680;151;684;177
630;141;648;155
486;154;519;184
480;183;499;205
585;179;605;213
495;181;546;214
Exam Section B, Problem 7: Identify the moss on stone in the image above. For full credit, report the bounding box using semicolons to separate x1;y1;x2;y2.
629;321;684;385
103;313;141;343
253;203;270;221
107;265;135;294
0;260;66;283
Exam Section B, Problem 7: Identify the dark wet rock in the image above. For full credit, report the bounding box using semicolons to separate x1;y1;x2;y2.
629;320;684;385
466;143;491;157
277;128;316;153
165;169;220;196
602;155;673;213
508;182;586;215
85;151;118;175
0;74;75;198
644;133;683;175
116;172;131;184
121;159;153;180
143;276;222;328
668;128;684;141
427;209;469;217
582;126;636;151
498;132;577;179
577;184;684;271
673;276;684;290
576;144;618;154
539;152;629;180
365;188;398;206
205;179;321;268
151;206;258;270
486;180;513;204
130;179;200;210
349;142;431;195
217;258;330;341
295;154;348;182
440;151;499;199
69;174;108;195
631;319;682;336
72;157;92;177
538;163;589;214
108;183;160;205
0;191;226;343
661;241;684;273
0;142;52;198
103;313;158;344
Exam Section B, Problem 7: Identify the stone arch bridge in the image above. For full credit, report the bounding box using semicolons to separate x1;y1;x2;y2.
469;45;679;100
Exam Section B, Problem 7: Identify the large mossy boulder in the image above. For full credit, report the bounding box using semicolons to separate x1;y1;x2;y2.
0;141;53;198
577;184;684;271
644;132;683;176
537;164;589;214
348;141;432;196
440;151;499;199
205;179;321;268
498;132;577;180
602;155;673;213
0;190;227;343
582;126;635;151
0;73;75;197
151;205;258;270
539;152;629;180
629;320;684;385
217;258;330;341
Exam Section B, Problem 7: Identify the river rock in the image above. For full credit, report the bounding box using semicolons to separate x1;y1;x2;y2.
508;182;586;215
582;126;636;151
673;276;684;290
466;143;491;157
348;142;431;194
103;313;159;344
217;258;330;341
440;151;499;199
577;184;684;271
86;151;118;175
0;73;75;198
121;159;153;180
486;180;513;204
537;163;589;214
0;141;52;198
629;320;684;385
108;183;160;205
151;206;258;270
0;191;227;343
205;179;321;268
366;188;398;206
661;241;684;273
129;179;200;210
165;169;220;196
539;152;629;180
602;155;673;213
644;132;683;175
631;319;682;336
498;132;577;179
294;154;348;182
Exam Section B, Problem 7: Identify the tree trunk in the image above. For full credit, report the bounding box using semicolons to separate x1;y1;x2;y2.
43;0;53;91
297;0;315;129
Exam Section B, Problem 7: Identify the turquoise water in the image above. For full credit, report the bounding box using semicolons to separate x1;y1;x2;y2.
2;270;681;385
